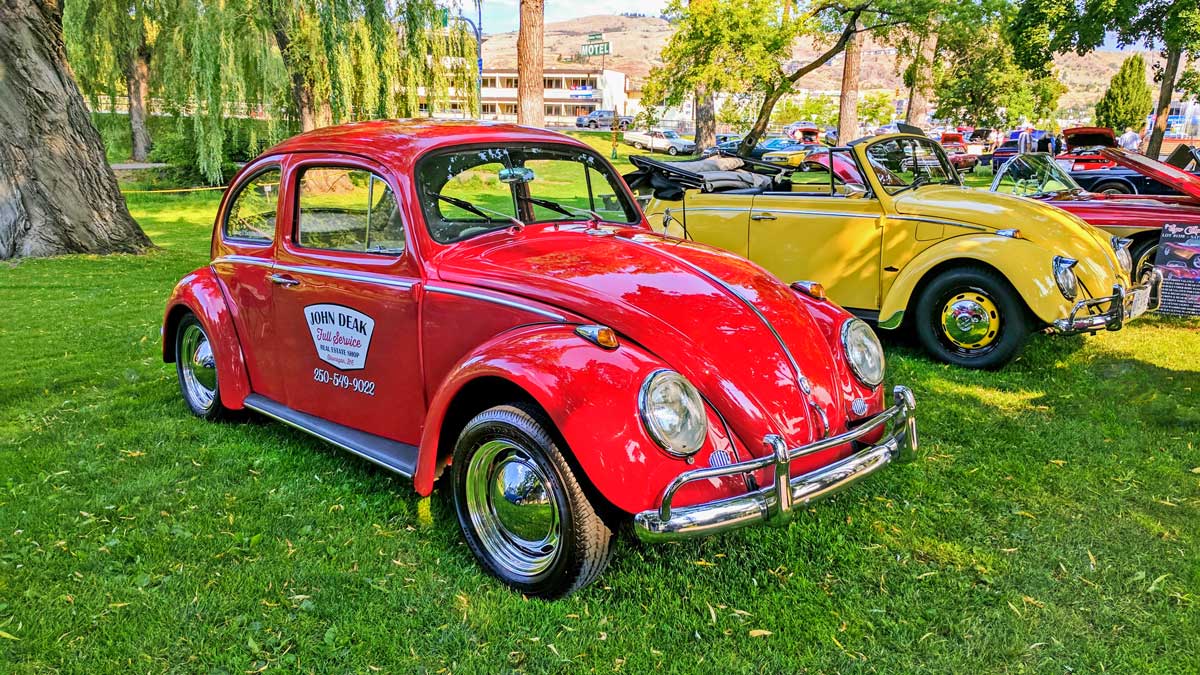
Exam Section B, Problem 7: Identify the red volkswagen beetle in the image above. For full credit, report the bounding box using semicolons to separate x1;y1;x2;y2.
162;120;917;597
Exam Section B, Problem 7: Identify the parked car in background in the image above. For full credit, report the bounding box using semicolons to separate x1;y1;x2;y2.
701;136;801;160
715;133;743;145
990;139;1019;171
1071;146;1200;195
624;128;697;155
761;142;825;167
991;152;1200;276
627;133;1159;369
575;110;633;129
937;132;979;173
1055;127;1118;171
162;119;918;597
783;122;821;142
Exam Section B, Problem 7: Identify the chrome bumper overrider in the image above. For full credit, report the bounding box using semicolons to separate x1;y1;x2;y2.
633;386;918;543
1052;269;1162;334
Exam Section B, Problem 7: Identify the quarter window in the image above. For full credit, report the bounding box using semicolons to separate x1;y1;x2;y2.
295;167;406;254
224;168;281;243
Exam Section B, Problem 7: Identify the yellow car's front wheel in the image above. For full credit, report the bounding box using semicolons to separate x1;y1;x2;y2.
915;266;1030;369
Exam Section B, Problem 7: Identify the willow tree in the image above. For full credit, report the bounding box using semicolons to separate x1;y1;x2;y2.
145;0;477;184
1;0;150;259
64;0;160;161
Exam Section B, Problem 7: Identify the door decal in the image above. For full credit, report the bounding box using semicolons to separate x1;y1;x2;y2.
304;303;375;370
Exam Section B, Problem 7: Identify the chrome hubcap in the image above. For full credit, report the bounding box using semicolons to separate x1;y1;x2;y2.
180;324;217;410
465;440;561;577
940;292;1000;349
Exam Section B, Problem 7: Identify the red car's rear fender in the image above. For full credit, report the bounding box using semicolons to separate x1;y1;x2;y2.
414;324;749;514
161;267;251;409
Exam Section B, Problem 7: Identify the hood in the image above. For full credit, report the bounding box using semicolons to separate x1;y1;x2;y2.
1064;127;1116;150
1100;148;1200;201
893;185;1125;287
941;132;964;144
1052;198;1200;230
433;224;845;454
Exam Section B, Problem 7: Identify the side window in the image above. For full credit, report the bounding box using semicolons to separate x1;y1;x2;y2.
225;168;281;243
296;167;406;254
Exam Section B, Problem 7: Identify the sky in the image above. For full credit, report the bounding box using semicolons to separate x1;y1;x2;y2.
472;1;670;35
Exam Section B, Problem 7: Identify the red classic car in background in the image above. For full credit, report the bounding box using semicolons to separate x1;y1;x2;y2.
939;132;980;173
1055;127;1118;171
162;120;918;597
991;151;1200;275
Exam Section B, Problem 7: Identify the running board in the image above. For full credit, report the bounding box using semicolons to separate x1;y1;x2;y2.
243;394;417;478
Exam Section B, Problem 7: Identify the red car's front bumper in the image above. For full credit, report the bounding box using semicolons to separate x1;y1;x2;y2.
633;386;918;542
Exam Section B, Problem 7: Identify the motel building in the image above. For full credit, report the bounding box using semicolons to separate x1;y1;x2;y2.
427;68;638;127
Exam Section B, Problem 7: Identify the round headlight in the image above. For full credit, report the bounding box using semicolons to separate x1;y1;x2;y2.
1053;256;1079;300
638;370;708;457
1111;236;1133;275
841;319;885;388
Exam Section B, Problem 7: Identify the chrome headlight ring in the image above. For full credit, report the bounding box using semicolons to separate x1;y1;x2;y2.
1111;236;1133;276
841;319;886;388
638;370;708;457
1053;256;1079;301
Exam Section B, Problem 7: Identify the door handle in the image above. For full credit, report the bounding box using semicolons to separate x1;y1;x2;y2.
268;273;300;287
750;212;777;221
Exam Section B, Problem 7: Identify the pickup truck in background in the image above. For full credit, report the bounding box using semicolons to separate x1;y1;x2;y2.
624;129;697;156
575;110;633;129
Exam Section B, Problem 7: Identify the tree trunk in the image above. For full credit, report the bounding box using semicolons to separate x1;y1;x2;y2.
517;0;544;127
740;87;788;153
904;34;936;127
126;43;152;162
1146;45;1180;160
694;86;716;149
0;0;150;260
272;25;320;132
837;21;862;144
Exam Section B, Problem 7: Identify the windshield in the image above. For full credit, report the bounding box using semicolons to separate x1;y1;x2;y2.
990;153;1081;197
662;130;680;139
416;144;640;243
864;136;961;194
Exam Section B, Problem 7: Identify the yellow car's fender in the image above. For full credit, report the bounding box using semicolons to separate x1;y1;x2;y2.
879;234;1069;330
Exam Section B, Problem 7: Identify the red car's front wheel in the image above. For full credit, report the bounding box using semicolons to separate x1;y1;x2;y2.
452;404;614;598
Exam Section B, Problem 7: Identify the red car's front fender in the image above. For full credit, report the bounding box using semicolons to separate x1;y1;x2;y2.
414;324;748;514
161;267;251;409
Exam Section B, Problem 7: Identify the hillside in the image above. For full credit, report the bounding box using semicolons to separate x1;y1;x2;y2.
481;14;1157;117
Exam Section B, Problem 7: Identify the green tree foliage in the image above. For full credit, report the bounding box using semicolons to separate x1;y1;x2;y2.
932;20;1064;127
65;0;478;183
1009;0;1200;155
644;0;940;153
769;94;838;127
1093;54;1153;132
858;90;894;127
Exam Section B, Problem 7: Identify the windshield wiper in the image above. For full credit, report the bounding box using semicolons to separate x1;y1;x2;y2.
437;194;525;228
893;173;931;195
518;196;604;223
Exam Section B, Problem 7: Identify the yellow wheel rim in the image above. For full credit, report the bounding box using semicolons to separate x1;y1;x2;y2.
940;292;1000;350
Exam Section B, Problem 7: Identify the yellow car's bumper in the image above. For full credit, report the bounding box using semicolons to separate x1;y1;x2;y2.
1051;270;1162;334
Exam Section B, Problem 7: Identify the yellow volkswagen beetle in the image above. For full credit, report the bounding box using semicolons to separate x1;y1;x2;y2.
625;133;1161;369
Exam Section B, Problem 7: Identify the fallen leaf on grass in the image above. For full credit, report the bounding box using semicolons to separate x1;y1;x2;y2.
0;630;19;640
749;629;772;638
694;559;715;567
1049;459;1066;466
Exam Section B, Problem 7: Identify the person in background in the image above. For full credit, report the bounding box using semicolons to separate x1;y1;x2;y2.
1118;127;1141;152
1017;124;1036;154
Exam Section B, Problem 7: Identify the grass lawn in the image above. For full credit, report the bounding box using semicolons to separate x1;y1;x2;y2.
2;188;1198;674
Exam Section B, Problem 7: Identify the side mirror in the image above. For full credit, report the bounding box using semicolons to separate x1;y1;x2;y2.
844;182;868;199
499;167;535;184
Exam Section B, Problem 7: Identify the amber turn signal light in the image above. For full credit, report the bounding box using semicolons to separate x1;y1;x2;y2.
575;324;620;350
790;280;826;300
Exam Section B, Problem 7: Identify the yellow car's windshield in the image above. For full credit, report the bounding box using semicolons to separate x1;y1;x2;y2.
865;137;961;195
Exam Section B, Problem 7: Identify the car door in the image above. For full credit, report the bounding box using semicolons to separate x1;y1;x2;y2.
269;155;425;444
676;190;752;258
210;161;290;402
748;153;885;312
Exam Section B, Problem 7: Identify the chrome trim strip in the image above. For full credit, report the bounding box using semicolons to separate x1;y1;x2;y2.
213;255;415;290
678;205;878;219
425;284;566;322
243;398;415;478
886;215;987;232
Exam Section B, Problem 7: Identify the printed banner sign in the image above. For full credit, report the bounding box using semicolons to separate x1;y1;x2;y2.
304;304;375;370
1153;223;1200;317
